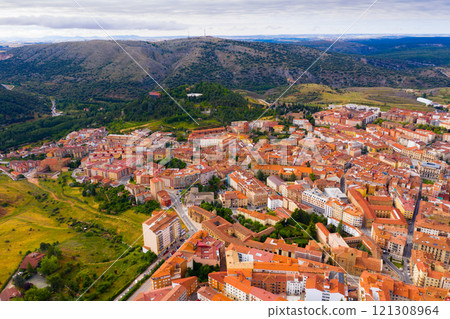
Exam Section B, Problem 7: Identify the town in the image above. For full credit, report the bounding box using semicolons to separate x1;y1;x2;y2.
1;103;450;302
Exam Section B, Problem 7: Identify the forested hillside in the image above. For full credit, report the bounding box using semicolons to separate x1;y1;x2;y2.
0;86;49;125
0;37;448;101
0;82;262;150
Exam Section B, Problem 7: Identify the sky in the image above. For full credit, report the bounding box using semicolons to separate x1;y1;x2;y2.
0;0;449;42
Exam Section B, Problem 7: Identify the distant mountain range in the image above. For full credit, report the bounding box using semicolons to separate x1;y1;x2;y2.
247;36;450;66
0;36;448;101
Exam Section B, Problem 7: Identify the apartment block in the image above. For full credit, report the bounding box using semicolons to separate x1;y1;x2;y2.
219;190;248;208
410;250;450;289
359;271;449;301
228;170;273;207
412;233;450;265
142;210;181;255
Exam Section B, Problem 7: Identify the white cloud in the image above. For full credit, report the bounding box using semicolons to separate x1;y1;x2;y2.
0;15;186;30
0;0;448;40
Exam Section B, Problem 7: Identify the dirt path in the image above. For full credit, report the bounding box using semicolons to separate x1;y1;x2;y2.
28;177;75;208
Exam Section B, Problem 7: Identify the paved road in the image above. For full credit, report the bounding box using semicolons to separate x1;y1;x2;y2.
411;181;422;224
382;254;413;285
114;237;186;301
114;258;162;301
0;167;16;180
352;227;415;284
167;190;199;237
51;99;63;117
1;84;14;91
114;190;199;301
404;220;414;259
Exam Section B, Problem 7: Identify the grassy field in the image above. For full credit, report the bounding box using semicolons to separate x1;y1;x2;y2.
0;175;75;287
35;176;151;244
0;174;154;300
272;84;436;111
418;87;450;105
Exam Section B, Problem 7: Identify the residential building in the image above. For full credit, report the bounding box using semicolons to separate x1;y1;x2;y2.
302;188;327;214
359;271;449;301
410;250;450;289
184;187;214;207
267;175;286;193
188;205;216;223
304;273;347;301
150;177;164;199
197;286;231;301
228;170;273;207
412;233;450;265
136;277;198;301
142;210;181;254
268;194;283;210
236;208;281;226
331;246;382;276
219;190;248;208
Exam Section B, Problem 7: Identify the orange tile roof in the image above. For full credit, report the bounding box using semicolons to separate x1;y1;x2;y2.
224;276;252;294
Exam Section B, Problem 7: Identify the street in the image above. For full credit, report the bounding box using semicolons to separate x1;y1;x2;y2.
114;236;186;301
167;189;200;237
382;253;413;285
110;188;201;301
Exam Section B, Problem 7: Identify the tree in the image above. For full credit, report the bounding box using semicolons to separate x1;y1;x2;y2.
13;275;26;289
47;273;64;292
327;224;337;233
256;170;265;181
39;255;59;276
309;172;317;182
306;223;317;238
27;262;35;275
134;200;160;215
22;287;52;301
289;172;296;182
40;242;51;251
362;146;368;155
186;261;219;282
290;209;300;222
337;220;344;236
165;158;187;169
46;245;62;259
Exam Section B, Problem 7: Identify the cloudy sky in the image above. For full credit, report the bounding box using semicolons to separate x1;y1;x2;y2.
0;0;449;41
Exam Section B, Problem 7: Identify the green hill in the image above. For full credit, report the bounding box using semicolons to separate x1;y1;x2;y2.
0;86;49;125
1;37;448;101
